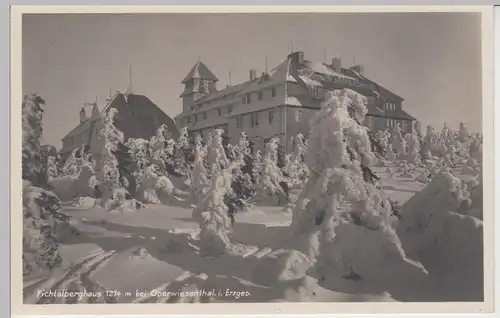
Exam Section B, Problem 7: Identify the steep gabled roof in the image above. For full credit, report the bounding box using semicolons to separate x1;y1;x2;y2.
341;68;404;102
181;60;219;84
61;92;179;145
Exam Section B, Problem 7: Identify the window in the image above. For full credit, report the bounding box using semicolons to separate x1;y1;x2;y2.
402;121;407;132
227;105;233;114
251;113;259;128
287;83;293;93
236;116;243;129
258;91;263;100
193;114;198;123
218;108;222;116
187;116;191;124
203;112;207;120
271;87;276;98
246;93;252;104
312;87;322;98
295;109;303;123
269;110;275;125
242;96;247;104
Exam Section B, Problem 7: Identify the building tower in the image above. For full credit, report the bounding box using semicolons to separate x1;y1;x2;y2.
180;60;219;113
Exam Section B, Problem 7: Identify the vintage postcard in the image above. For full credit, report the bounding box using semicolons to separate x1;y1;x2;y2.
11;5;494;316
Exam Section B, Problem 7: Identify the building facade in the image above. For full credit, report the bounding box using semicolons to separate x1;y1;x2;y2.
60;91;179;161
174;51;416;153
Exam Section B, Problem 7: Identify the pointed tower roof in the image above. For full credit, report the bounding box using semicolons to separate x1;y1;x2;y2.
181;60;219;84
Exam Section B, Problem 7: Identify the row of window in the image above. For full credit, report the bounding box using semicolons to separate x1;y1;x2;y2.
183;104;234;125
384;102;397;111
387;118;408;131
242;87;277;104
235;108;303;130
183;86;280;125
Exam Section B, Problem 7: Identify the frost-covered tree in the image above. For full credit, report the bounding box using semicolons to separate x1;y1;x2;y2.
251;149;263;184
391;123;406;159
94;108;129;209
22;93;47;186
458;122;469;143
206;129;229;175
283;133;309;187
289;89;425;284
406;130;422;166
190;134;210;204
414;120;423;142
46;156;59;182
440;122;452;146
224;132;255;224
173;127;195;178
112;142;137;196
21;94;74;275
469;134;483;163
255;137;286;204
192;160;242;256
421;125;438;159
23;181;72;276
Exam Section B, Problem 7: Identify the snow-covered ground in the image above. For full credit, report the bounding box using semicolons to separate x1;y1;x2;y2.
22;164;481;304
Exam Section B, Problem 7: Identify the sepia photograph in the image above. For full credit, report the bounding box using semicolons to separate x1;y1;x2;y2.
12;5;494;316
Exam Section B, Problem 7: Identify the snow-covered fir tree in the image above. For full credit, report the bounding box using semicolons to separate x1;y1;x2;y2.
289;89;424;283
190;134;210;204
469;134;483;163
206;129;229;174
46;156;59;182
251;149;263;184
22;93;47;186
192;159;242;256
406;129;422;166
173;127;195;178
223;132;255;225
94;108;129;209
283;133;309;188
414;120;423;142
458;122;469;143
421;125;438;159
21;93;73;276
391;123;407;160
255;137;286;204
440;122;452;147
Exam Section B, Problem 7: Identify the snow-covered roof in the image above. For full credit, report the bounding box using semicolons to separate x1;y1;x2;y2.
298;75;323;87
285;96;303;107
286;75;298;83
302;60;354;80
181;60;219;84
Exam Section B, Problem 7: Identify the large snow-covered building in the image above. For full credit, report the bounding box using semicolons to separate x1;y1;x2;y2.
60;91;179;158
174;51;416;152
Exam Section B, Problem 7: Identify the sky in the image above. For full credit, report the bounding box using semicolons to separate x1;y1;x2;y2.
22;12;483;149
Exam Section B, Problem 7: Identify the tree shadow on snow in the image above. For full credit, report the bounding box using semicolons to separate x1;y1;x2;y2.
63;220;295;302
382;185;419;194
171;217;291;249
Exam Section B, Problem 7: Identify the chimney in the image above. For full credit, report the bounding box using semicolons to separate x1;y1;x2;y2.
249;69;257;81
79;107;88;123
288;51;305;65
350;65;364;75
331;57;342;73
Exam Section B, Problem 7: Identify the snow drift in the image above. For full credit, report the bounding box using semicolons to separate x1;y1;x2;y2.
397;169;483;301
